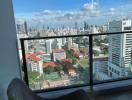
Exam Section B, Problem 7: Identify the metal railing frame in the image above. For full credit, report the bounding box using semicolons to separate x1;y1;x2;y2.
20;31;132;93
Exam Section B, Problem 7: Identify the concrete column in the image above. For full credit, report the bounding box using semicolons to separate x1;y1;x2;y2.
0;0;20;99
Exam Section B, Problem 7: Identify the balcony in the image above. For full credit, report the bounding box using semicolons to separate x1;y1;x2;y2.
20;31;132;93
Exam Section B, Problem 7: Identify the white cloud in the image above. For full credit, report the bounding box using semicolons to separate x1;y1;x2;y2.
82;3;94;11
15;17;26;24
35;10;62;16
81;0;100;17
104;8;115;16
15;0;132;27
41;10;53;15
109;8;115;12
90;10;100;17
81;0;99;11
64;11;85;17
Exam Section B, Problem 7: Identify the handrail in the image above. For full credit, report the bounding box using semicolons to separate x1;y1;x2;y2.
20;31;132;40
20;31;132;93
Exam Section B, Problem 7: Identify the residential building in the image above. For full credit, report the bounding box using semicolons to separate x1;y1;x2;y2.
108;19;132;78
52;49;66;61
43;61;60;69
93;57;111;80
57;38;63;49
26;53;43;75
42;54;52;61
45;40;52;53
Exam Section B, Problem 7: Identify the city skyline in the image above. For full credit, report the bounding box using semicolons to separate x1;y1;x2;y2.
13;0;132;27
20;19;132;90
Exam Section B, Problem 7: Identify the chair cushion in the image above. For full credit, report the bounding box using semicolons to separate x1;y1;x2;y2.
7;78;90;100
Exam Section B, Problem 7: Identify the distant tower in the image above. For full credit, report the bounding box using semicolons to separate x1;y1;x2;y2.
16;23;24;34
43;25;45;29
75;22;78;29
67;38;73;49
24;21;28;35
16;24;21;31
62;25;65;29
84;21;88;30
47;26;50;29
45;40;52;53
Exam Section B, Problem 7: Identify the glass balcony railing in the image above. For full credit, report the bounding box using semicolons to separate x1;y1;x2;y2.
93;32;132;84
20;31;132;92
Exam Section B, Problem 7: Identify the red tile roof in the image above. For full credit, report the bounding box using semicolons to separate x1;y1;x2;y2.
25;54;30;59
52;49;65;53
25;53;41;61
63;59;72;64
71;47;79;52
35;52;45;55
67;66;76;73
74;52;81;57
43;61;60;68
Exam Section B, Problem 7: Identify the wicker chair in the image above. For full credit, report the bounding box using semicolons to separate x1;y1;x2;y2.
7;78;90;100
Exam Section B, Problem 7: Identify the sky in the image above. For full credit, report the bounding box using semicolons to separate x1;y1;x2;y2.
12;0;132;27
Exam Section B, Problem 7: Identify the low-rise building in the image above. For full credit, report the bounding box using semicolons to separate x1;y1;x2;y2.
43;61;60;69
52;49;66;61
26;53;43;75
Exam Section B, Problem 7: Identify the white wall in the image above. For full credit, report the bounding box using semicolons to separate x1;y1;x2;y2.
0;0;20;100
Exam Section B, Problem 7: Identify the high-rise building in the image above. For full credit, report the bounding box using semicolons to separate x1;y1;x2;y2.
24;21;28;35
45;40;52;54
108;19;132;78
57;38;63;49
84;21;88;30
75;22;78;29
93;57;111;80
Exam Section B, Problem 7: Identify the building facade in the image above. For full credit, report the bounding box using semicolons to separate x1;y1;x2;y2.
93;57;111;80
108;19;132;78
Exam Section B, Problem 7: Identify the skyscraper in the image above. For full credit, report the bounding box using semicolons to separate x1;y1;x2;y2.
24;21;28;35
45;40;52;53
108;19;132;78
84;21;88;30
75;22;78;29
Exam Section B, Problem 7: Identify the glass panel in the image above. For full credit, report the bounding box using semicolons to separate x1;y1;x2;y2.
93;35;109;82
13;0;132;90
93;33;132;83
23;36;89;90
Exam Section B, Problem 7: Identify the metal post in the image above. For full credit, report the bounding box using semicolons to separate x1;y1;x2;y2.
20;39;29;86
89;35;93;91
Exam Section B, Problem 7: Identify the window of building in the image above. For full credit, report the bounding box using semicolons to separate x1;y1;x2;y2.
124;27;132;30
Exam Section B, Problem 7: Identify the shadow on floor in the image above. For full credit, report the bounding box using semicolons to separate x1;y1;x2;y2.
88;86;132;100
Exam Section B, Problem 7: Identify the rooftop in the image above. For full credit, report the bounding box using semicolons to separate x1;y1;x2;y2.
26;53;41;61
52;49;65;53
43;61;60;68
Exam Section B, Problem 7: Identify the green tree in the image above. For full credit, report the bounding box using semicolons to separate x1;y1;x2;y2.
44;66;55;74
65;49;78;64
65;50;74;57
71;56;77;64
47;66;55;74
55;65;64;72
28;71;40;84
102;47;108;55
44;68;49;74
93;50;100;56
